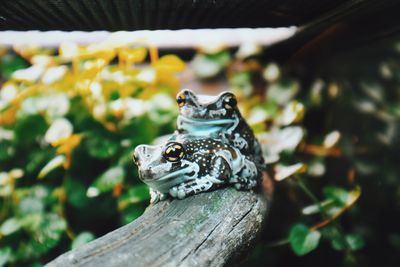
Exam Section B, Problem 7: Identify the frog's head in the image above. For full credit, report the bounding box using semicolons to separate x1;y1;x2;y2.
133;142;199;193
176;89;240;134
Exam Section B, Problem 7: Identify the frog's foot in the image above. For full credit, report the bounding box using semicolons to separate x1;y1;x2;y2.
169;178;216;199
234;159;259;190
150;189;168;204
234;178;258;190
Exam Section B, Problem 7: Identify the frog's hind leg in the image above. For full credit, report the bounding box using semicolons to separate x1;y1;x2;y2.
234;159;259;190
169;156;231;199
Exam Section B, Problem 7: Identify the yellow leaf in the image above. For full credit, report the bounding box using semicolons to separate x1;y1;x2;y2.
156;71;181;89
345;186;361;208
0;107;18;125
118;47;147;65
54;134;82;153
155;55;186;73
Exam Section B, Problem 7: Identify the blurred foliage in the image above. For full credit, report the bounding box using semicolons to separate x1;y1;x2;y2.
0;43;184;266
192;40;400;267
1;35;399;267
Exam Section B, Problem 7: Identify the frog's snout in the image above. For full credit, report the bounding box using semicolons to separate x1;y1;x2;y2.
132;150;139;166
133;144;161;167
133;145;148;166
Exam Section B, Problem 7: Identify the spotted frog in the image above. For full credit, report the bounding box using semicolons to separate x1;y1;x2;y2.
175;89;264;168
133;138;259;202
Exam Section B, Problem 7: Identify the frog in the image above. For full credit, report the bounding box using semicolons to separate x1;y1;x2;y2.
133;137;260;202
174;89;265;169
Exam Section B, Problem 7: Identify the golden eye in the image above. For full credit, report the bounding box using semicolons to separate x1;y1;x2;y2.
223;95;237;109
176;92;186;107
163;142;185;162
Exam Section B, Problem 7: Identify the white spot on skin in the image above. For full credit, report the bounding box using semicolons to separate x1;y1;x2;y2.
209;109;226;118
232;133;248;150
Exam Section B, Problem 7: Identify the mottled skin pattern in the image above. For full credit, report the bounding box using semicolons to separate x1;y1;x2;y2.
133;138;259;202
175;89;265;169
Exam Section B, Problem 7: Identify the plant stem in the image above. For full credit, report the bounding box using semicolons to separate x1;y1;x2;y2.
296;176;328;219
295;175;353;250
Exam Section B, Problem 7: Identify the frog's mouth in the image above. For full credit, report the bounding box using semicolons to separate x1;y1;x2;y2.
177;115;236;135
144;165;197;193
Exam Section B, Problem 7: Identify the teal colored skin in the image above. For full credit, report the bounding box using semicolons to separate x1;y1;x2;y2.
133;138;259;202
175;89;265;168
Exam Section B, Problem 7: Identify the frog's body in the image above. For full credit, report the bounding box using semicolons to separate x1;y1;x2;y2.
175;89;265;168
133;138;259;202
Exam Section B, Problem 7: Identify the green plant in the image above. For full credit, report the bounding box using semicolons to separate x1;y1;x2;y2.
192;42;399;266
1;36;399;267
0;44;184;266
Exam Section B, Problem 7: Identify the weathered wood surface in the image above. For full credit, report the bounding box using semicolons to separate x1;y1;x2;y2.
46;173;273;267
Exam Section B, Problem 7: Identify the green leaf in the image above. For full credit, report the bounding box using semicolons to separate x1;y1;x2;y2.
332;234;365;251
206;51;231;66
119;184;150;209
0;141;14;161
192;54;223;79
25;149;52;175
31;213;67;251
20;213;42;231
86;136;119;159
64;178;90;208
122;115;159;144
15;213;66;260
14;114;48;145
302;199;335;215
18;197;44;215
0;217;21;236
0;247;11;267
127;185;150;202
88;166;125;196
346;234;365;251
289;224;321;256
0;54;28;79
38;155;66;179
331;235;348;251
71;232;95;249
323;186;350;206
230;71;253;96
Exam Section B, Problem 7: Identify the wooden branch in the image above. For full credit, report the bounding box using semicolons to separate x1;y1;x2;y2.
46;173;273;267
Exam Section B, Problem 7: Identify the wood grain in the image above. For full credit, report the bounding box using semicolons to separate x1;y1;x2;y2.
46;173;273;267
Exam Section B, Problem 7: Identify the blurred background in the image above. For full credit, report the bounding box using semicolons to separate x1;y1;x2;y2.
1;1;400;266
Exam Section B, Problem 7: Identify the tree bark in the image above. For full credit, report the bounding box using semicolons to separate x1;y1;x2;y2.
46;173;273;267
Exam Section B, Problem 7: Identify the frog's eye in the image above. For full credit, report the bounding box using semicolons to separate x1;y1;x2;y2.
176;92;186;107
163;142;185;162
223;95;237;109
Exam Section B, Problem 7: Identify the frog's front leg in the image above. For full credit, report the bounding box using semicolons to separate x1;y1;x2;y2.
150;188;168;204
169;178;214;199
169;156;231;199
